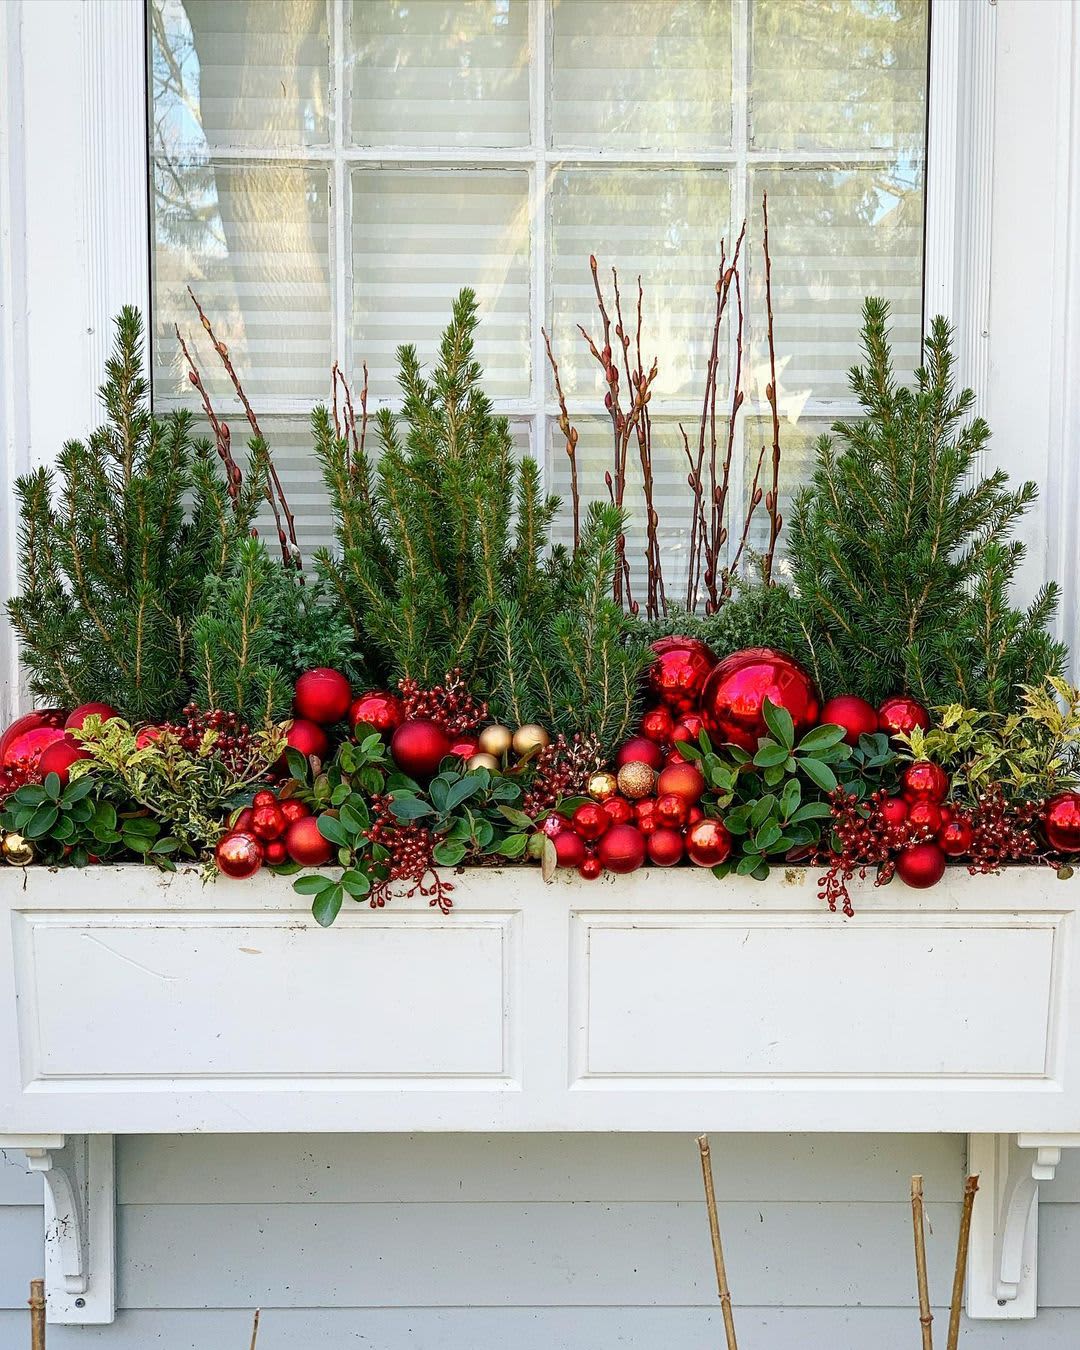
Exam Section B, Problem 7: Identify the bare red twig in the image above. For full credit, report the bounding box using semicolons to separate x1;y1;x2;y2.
761;192;783;584
174;324;245;511
542;326;581;551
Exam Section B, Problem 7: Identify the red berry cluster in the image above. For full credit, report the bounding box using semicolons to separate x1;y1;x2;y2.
366;793;454;914
0;756;38;807
817;789;926;917
521;733;602;818
966;785;1045;873
397;669;488;737
170;705;271;779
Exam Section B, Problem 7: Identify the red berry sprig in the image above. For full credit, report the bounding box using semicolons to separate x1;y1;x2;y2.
397;669;488;738
521;733;603;818
366;792;455;914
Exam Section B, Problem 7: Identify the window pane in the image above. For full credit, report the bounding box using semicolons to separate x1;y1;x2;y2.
750;0;928;153
351;169;531;400
742;416;827;560
549;168;730;402
551;0;733;151
150;0;330;151
152;163;332;403
350;0;530;148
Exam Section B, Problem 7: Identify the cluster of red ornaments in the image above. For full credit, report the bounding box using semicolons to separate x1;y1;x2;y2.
215;790;332;879
0;703;121;798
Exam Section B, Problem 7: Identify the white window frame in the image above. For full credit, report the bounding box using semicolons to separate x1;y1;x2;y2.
3;0;1080;728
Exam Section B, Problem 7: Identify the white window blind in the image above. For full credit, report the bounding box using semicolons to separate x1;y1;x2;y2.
149;0;929;593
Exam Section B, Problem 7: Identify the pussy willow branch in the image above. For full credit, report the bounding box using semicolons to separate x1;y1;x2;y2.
761;192;782;584
724;441;765;601
174;324;245;512
711;264;748;609
331;361;370;492
685;240;725;612
542;326;581;551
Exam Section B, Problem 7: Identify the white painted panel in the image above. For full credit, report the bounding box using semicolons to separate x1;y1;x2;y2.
580;918;1055;1077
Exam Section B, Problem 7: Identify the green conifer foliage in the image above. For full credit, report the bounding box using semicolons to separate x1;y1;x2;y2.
7;308;257;722
784;298;1066;711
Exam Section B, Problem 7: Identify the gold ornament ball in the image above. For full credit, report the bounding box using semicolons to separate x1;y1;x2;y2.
478;724;513;758
617;760;657;801
512;723;550;756
466;752;501;773
587;771;618;802
1;832;33;867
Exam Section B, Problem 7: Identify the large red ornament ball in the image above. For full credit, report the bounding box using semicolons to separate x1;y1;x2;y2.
0;710;66;768
657;761;705;803
391;718;451;778
647;827;684;867
685;817;733;867
1044;792;1080;853
250;802;287;841
701;647;820;753
896;842;947;889
906;800;943;835
284;815;336;867
877;695;930;740
603;797;634;827
819;695;878;747
572;801;610;842
294;667;352;725
879;796;909;828
597;823;647;874
648;636;718;714
655;792;690;830
350;691;405;738
640;706;676;745
64;702;119;731
286;718;330;762
554;830;587;869
215;831;264;879
37;736;90;786
615;736;664;771
902;761;950;804
938;817;974;857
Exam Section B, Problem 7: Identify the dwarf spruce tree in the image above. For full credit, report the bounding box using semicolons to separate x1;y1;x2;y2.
785;298;1066;711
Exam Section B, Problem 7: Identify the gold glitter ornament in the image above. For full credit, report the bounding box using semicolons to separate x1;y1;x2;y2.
587;770;618;802
466;752;501;773
617;760;657;800
478;724;513;758
1;832;33;867
512;724;550;756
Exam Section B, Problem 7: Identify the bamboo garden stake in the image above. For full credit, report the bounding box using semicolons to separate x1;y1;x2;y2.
28;1280;44;1350
911;1175;934;1350
697;1135;739;1350
249;1308;261;1349
946;1176;980;1350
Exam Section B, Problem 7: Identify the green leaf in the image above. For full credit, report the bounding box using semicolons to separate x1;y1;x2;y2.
330;783;351;806
338;802;369;836
341;869;372;898
799;758;838;792
14;785;47;807
445;776;483;812
317;815;351;847
754;821;783;852
736;853;764;876
723;805;753;835
428;776;450;814
23;803;59;839
312;884;344;927
60;776;95;806
762;698;795;750
672;738;702;762
798;724;848;753
763;764;785;787
753;741;789;768
286;748;310;781
749;794;777;829
42;772;62;802
779;778;802;820
388;793;435;821
498;805;534;829
433;840;467;867
495;833;528;859
790;800;834;823
150;838;181;855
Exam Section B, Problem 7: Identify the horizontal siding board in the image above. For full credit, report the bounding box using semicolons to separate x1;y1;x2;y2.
0;1148;42;1204
0;1207;44;1308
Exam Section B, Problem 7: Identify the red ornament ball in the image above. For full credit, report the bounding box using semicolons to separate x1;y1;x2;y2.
578;855;603;881
391;718;451;778
647;827;684;867
0;710;67;769
597;823;647;874
541;812;572;838
38;736;90;786
65;702;119;731
902;761;950;804
685;817;733;867
286;718;330;762
633;798;660;835
284;815;335;867
135;725;164;749
615;736;664;770
215;831;264;879
701;647;820;753
264;840;288;866
572;801;610;841
253;790;277;808
450;737;479;760
640;706;676;745
686;805;704;826
250;802;287;841
232;807;255;832
896;842;947;889
294;667;352;725
279;798;310;825
554;830;587;869
657;761;705;803
655;792;690;829
906;799;943;835
350;691;405;738
879;796;909;828
819;695;878;747
1044;792;1080;853
938;817;974;857
648;636;718;714
603;797;634;827
877;695;930;740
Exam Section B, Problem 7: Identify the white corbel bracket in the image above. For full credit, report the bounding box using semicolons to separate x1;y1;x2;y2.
967;1132;1080;1319
0;1134;115;1324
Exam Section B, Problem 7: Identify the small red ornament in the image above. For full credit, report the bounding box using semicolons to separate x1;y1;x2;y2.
906;799;943;834
284;815;335;867
598;823;647;874
65;702;119;731
541;812;572;838
215;831;264;879
686;805;704;826
701;647;820;753
673;713;704;742
647;827;684;867
639;706;675;745
685;817;733;867
939;803;955;828
264;840;288;866
578;854;603;881
350;691;405;738
938;817;974;857
657;761;705;803
250;802;287;841
877;695;930;740
1044;792;1080;852
38;736;90;786
616;736;664;770
391;718;451;778
902;761;950;804
572;801;610;841
279;799;310;825
294;667;352;725
819;695;878;746
0;710;66;765
554;830;587;868
450;737;479;760
655;792;690;829
253;790;277;808
633;798;660;834
648;636;718;714
603;797;634;826
135;725;164;749
232;807;255;832
896;842;947;889
286;718;330;762
879;796;909;828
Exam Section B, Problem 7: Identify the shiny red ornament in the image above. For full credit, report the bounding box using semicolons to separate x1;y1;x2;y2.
673;713;704;742
647;827;684;867
350;691;405;738
578;855;603;881
648;636;718;714
615;736;664;770
541;812;572;838
906;799;943;835
284;815;335;867
657;761;705;803
215;831;264;879
603;797;634;826
879;796;909;828
701;647;820;753
232;807;255;832
939;803;955;828
819;695;878;747
655;792;690;829
286;718;330;762
279;799;311;825
135;725;164;749
264;840;288;866
686;805;704;826
391;718;451;778
554;830;587;868
877;695;930;740
685;817;733;867
640;706;676;745
38;736;90;786
902;761;950;804
938;817;974;857
450;737;479;760
572;801;610;841
294;667;352;725
1044;792;1080;852
65;702;119;731
896;842;947;889
597;823;647;874
250;802;287;841
253;790;277;808
633;798;660;835
0;709;66;765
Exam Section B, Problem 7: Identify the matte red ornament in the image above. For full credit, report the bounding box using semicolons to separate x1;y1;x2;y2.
615;736;664;770
701;647;820;753
819;695;878;746
65;702;119;731
37;736;90;786
232;807;255;833
250;802;287;841
578;855;603;881
633;798;660;835
350;691;405;738
0;709;66;764
877;695;930;740
597;823;647;874
685;817;732;867
264;840;288;866
603;797;634;827
639;706;675;745
284;815;335;867
279;799;311;825
655;792;689;829
294;667;352;725
1045;792;1080;852
906;799;943;834
648;636;718;714
938;817;974;857
902;761;950;804
391;718;451;778
572;801;609;842
554;830;587;869
215;831;264;879
896;842;947;889
879;796;909;828
286;718;330;761
647;827;684;867
657;761;705;803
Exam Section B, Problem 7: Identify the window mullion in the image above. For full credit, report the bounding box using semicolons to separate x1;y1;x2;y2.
725;0;751;572
331;0;350;377
531;0;549;491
